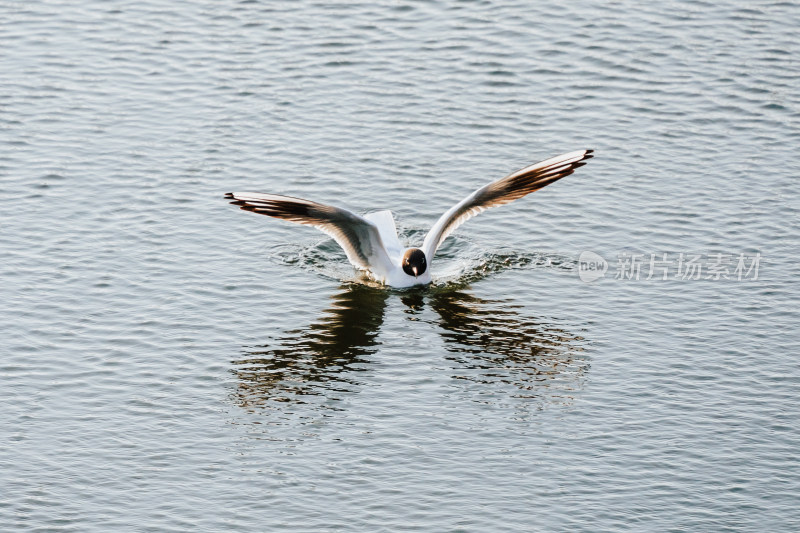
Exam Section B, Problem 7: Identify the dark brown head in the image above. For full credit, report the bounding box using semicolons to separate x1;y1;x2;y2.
402;248;427;277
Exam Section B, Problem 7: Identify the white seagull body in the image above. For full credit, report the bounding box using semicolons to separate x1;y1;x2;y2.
226;149;593;288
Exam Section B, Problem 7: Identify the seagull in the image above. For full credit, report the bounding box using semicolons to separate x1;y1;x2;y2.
225;149;593;288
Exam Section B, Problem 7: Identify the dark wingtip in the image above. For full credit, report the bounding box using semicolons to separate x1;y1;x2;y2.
224;192;234;199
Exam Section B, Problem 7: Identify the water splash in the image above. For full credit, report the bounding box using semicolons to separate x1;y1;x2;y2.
268;231;577;288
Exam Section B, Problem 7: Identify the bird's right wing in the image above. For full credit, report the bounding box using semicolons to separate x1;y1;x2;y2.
225;192;393;274
422;150;593;260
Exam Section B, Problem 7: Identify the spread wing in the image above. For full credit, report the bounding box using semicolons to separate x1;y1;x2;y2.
225;192;393;274
422;149;594;260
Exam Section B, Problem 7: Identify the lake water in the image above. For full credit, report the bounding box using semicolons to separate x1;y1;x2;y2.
2;1;799;531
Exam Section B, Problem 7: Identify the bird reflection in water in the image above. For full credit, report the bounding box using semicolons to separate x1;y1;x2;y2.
232;283;587;411
427;287;588;408
233;283;389;410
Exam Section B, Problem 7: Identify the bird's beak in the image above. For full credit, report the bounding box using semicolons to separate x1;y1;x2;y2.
412;266;418;277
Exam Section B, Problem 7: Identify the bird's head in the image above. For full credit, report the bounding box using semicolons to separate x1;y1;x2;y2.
402;248;427;277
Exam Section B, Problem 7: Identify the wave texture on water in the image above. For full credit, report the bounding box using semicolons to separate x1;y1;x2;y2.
1;0;799;531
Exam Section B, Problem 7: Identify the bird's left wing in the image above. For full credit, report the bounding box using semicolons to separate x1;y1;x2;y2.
422;149;593;261
225;192;393;274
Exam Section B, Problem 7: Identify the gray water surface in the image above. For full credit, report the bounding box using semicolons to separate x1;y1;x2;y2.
2;1;799;531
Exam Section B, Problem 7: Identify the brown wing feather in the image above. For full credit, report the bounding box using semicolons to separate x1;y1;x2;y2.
422;150;593;259
224;192;392;272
